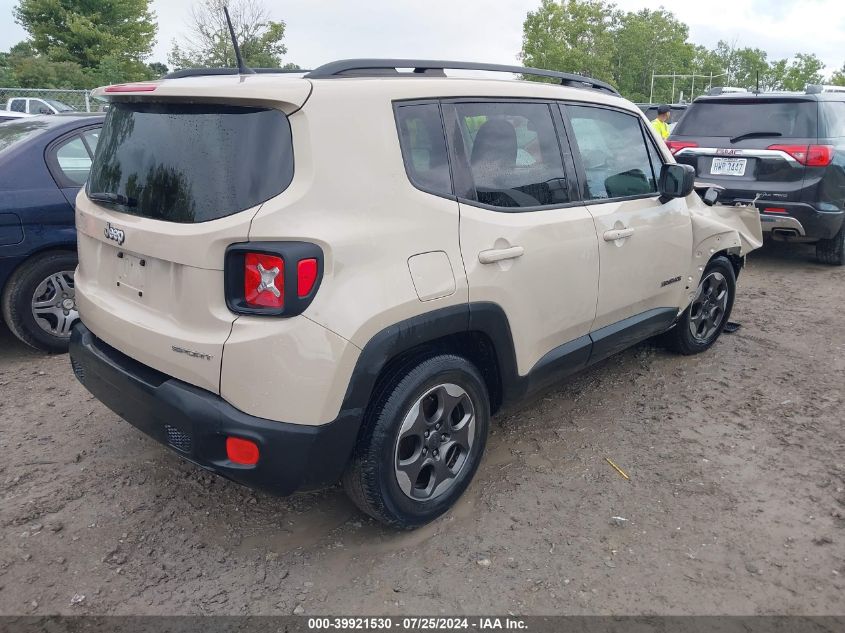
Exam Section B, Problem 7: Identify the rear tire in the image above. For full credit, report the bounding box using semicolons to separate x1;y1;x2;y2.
2;251;79;353
343;354;490;529
663;256;736;356
816;225;845;266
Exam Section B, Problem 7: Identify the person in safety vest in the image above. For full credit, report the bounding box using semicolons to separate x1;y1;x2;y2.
651;104;671;140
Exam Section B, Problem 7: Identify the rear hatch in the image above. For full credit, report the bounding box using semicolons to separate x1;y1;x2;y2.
669;98;818;205
75;77;307;394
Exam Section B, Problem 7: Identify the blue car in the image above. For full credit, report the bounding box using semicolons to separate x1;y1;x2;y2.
0;114;104;352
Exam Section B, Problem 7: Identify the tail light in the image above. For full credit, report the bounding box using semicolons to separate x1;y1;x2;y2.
225;242;323;316
244;253;284;308
767;144;834;167
666;140;698;155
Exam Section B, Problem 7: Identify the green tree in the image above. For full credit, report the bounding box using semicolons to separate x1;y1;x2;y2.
830;63;845;86
779;53;824;90
169;0;296;70
712;41;769;90
4;42;89;88
147;62;169;78
520;0;618;84
13;0;156;76
613;8;696;103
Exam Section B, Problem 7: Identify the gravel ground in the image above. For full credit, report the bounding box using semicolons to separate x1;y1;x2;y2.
1;240;843;616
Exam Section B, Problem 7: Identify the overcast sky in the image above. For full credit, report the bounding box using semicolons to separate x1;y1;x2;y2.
1;0;844;76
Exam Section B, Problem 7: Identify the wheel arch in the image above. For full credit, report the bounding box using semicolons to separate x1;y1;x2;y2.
338;303;518;425
0;244;77;298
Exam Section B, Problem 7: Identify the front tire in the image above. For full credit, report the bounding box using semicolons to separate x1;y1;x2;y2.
816;225;845;266
343;354;490;529
664;256;736;355
2;251;79;353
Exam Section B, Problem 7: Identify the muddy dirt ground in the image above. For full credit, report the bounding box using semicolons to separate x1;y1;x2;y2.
1;241;843;616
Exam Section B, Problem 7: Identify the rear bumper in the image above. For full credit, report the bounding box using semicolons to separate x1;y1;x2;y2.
754;202;844;240
69;323;359;495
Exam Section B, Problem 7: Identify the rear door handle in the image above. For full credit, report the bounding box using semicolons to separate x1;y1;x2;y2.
478;246;524;264
603;227;635;241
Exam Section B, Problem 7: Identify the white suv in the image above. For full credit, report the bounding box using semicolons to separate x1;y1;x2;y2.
69;60;762;528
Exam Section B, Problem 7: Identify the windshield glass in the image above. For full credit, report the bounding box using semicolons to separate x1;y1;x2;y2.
88;102;294;223
0;118;53;154
674;99;817;138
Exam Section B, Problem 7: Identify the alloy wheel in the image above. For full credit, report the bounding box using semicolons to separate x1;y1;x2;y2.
688;271;728;342
394;383;476;501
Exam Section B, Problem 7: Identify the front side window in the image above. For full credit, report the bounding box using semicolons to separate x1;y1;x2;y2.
394;103;452;196
31;99;52;114
453;102;569;209
88;102;294;223
55;136;93;186
567;105;658;201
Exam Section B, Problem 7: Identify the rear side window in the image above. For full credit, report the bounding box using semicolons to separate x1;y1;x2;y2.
674;99;817;138
822;102;845;137
88;102;293;223
9;99;25;113
452;102;568;209
394;103;452;196
55;136;92;186
567;105;657;200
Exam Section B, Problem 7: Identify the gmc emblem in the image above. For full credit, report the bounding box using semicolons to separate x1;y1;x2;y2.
716;148;743;156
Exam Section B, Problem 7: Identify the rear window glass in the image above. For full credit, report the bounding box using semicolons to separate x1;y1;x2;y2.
88;102;293;223
0;119;52;154
674;99;817;138
453;102;569;209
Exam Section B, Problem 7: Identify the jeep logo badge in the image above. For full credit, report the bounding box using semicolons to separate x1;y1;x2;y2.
104;222;125;245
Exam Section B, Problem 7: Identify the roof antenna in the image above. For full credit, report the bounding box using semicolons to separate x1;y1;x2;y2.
223;6;254;75
755;69;759;94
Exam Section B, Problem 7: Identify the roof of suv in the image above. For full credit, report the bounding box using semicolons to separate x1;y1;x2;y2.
693;91;845;102
95;59;639;114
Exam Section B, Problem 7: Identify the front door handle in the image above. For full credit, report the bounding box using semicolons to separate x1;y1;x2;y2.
478;246;524;264
603;227;635;242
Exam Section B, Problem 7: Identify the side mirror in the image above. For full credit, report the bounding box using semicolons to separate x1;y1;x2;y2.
39;107;52;115
659;163;696;200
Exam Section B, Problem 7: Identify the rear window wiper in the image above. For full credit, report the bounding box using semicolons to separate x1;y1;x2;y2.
87;191;137;207
729;131;783;143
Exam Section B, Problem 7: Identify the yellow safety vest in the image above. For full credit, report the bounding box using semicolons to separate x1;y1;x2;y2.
651;118;670;140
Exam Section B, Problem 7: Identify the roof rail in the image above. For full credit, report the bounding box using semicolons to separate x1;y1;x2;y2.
806;84;845;94
164;67;309;79
304;59;620;96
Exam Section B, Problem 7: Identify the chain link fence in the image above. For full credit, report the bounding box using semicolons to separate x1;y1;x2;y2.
0;88;106;114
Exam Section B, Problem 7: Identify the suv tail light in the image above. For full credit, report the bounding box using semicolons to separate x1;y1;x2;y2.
225;242;323;316
244;253;284;308
666;140;698;155
767;144;834;167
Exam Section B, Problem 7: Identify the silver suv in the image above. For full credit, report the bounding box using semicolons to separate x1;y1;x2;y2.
69;60;762;528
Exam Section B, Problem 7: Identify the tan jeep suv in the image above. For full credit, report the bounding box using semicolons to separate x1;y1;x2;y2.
69;60;762;528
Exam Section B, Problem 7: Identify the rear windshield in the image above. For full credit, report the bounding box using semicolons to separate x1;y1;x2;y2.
88;102;293;223
0;118;53;155
673;99;817;138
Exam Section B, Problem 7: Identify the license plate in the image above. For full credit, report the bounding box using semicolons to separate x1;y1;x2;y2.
711;157;747;176
117;252;146;295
